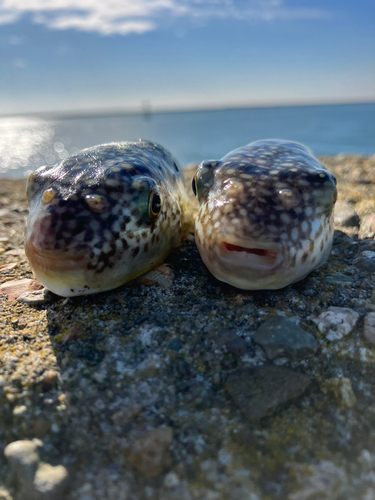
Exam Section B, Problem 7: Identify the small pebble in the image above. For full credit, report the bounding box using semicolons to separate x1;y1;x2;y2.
225;336;247;356
212;329;246;355
13;405;27;416
4;248;26;257
163;471;180;488
354;251;375;272
289;460;346;500
17;288;55;306
0;262;18;272
320;377;357;408
225;366;310;421
167;338;181;351
0;278;42;301
253;316;318;360
312;307;359;341
140;264;174;288
322;273;354;285
4;439;69;499
4;439;42;484
111;404;142;427
363;312;375;343
334;202;360;228
360;214;375;236
41;370;60;392
62;327;85;343
128;427;173;477
212;329;238;349
0;487;13;500
33;462;69;499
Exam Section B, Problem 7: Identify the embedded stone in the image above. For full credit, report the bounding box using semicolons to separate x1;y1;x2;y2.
289;460;346;500
363;312;375;343
138;264;174;288
4;439;42;483
33;462;69;499
111;404;142;427
212;329;247;356
312;307;359;341
128;427;173;477
334;202;360;228
0;279;42;301
322;273;354;285
17;288;55;306
4;439;69;500
319;377;357;408
225;366;310;421
253;316;318;360
225;336;247;356
354;251;375;272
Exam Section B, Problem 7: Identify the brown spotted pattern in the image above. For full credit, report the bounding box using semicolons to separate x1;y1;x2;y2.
193;140;337;290
25;141;191;297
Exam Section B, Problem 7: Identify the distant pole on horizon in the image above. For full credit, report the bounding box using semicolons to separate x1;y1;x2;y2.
142;99;152;120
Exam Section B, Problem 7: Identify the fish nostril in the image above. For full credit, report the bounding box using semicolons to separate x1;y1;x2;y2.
278;189;301;209
85;194;109;212
223;181;244;196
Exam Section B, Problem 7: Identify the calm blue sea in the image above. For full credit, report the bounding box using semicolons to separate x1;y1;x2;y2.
0;102;374;178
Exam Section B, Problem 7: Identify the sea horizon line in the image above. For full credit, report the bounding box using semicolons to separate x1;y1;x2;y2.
1;98;374;121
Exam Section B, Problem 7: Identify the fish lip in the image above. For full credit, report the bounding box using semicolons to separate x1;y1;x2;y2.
214;234;283;270
25;239;87;272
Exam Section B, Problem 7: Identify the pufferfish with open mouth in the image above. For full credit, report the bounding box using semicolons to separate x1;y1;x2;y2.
25;140;191;297
192;139;337;290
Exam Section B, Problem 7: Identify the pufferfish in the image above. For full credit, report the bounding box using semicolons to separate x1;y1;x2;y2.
192;139;337;290
25;141;191;297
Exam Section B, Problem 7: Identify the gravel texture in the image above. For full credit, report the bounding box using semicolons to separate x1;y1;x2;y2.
0;155;375;499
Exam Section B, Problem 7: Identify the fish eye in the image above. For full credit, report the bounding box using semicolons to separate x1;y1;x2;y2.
278;189;300;209
192;173;198;197
42;187;58;204
149;189;161;221
85;194;109;212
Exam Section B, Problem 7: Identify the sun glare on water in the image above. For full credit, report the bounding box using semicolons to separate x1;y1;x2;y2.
0;117;70;178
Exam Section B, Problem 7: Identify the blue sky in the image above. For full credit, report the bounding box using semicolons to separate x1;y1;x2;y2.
0;0;374;115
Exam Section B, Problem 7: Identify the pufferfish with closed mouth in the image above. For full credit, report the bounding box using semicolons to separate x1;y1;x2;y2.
25;140;191;297
192;139;337;290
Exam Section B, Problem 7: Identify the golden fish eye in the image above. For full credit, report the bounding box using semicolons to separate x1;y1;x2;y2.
278;189;300;209
192;173;198;197
149;189;161;222
85;194;109;212
42;188;58;204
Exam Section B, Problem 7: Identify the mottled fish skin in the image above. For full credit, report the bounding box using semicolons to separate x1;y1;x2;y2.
25;141;191;297
192;139;337;290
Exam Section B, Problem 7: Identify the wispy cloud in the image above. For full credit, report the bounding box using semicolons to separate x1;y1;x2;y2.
0;0;331;36
12;58;27;68
8;34;22;44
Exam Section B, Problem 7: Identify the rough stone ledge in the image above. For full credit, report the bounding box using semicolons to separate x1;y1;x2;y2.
0;156;374;500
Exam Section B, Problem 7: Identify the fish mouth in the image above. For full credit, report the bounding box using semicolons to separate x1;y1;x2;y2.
216;236;282;270
25;239;87;273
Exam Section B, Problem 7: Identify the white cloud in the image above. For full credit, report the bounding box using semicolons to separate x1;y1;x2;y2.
12;58;27;68
0;0;331;36
36;14;156;36
0;10;18;24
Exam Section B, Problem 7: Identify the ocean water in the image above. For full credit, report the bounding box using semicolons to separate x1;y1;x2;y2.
0;102;374;179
